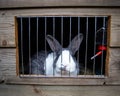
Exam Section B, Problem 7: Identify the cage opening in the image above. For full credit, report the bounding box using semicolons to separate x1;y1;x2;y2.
17;16;109;77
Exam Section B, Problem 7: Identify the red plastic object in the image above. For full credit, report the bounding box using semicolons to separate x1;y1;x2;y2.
98;45;106;51
91;45;107;60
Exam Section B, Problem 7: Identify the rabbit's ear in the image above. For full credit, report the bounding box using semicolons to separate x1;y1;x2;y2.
68;33;83;55
46;35;62;52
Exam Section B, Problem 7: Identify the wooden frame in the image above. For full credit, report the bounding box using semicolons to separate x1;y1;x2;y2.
0;8;120;47
0;0;120;8
0;8;120;85
15;16;110;77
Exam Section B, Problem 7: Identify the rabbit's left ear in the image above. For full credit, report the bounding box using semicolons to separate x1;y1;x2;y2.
68;33;83;55
46;35;62;52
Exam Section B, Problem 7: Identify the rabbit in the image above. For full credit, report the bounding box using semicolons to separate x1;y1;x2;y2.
31;33;83;76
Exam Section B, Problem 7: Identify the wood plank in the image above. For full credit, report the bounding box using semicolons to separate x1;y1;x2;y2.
109;48;120;75
0;8;120;47
106;48;120;85
109;48;120;70
0;49;16;76
0;0;120;9
0;48;120;85
34;85;120;96
0;15;15;47
6;76;106;85
5;75;120;85
0;84;120;96
0;8;120;84
110;16;120;46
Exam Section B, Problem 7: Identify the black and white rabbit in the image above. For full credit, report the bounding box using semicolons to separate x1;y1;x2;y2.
31;33;83;76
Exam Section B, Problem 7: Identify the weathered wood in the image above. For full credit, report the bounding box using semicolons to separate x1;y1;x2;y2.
0;15;15;47
105;48;120;85
0;8;120;85
106;48;120;85
109;48;120;71
0;48;119;85
0;84;120;96
0;49;16;76
110;16;120;46
0;8;120;47
6;76;106;85
0;48;105;85
0;0;120;8
33;85;120;96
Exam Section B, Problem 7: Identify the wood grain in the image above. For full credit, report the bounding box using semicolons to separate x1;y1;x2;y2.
0;84;120;96
0;15;15;47
0;48;119;85
0;8;120;85
0;0;120;8
0;8;120;47
0;49;16;76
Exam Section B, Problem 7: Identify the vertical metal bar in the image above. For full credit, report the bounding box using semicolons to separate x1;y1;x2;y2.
20;17;24;74
69;17;72;76
45;17;47;76
101;17;106;75
53;17;55;76
69;17;72;46
28;17;31;74
84;17;89;75
36;17;39;75
77;17;80;76
61;17;63;50
93;17;97;75
53;17;55;41
61;16;63;76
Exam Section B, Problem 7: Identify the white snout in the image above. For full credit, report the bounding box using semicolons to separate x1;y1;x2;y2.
55;50;76;73
45;50;77;76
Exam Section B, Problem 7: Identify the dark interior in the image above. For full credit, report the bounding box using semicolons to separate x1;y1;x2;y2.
17;16;108;75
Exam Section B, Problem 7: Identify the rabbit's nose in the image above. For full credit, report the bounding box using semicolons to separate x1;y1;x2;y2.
60;67;66;71
60;64;67;71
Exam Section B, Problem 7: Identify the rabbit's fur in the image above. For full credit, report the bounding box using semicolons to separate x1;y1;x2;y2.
31;33;84;76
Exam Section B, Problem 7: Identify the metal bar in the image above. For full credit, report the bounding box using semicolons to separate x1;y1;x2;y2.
93;17;97;75
61;16;63;76
69;17;72;46
84;17;89;75
28;17;31;74
18;16;108;77
96;27;105;34
101;17;106;75
20;17;24;74
61;17;63;50
17;16;108;18
20;74;106;78
45;17;47;76
53;17;55;76
36;17;39;75
77;17;80;75
69;17;72;76
53;17;55;40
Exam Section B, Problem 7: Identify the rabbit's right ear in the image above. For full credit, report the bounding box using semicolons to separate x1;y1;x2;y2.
68;33;83;55
46;35;62;52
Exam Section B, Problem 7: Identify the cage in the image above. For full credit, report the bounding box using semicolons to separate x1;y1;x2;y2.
16;16;109;77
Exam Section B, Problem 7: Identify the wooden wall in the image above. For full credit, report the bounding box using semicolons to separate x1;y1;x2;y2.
0;0;120;96
0;84;120;96
0;8;120;85
0;8;120;47
0;0;120;8
0;0;120;86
